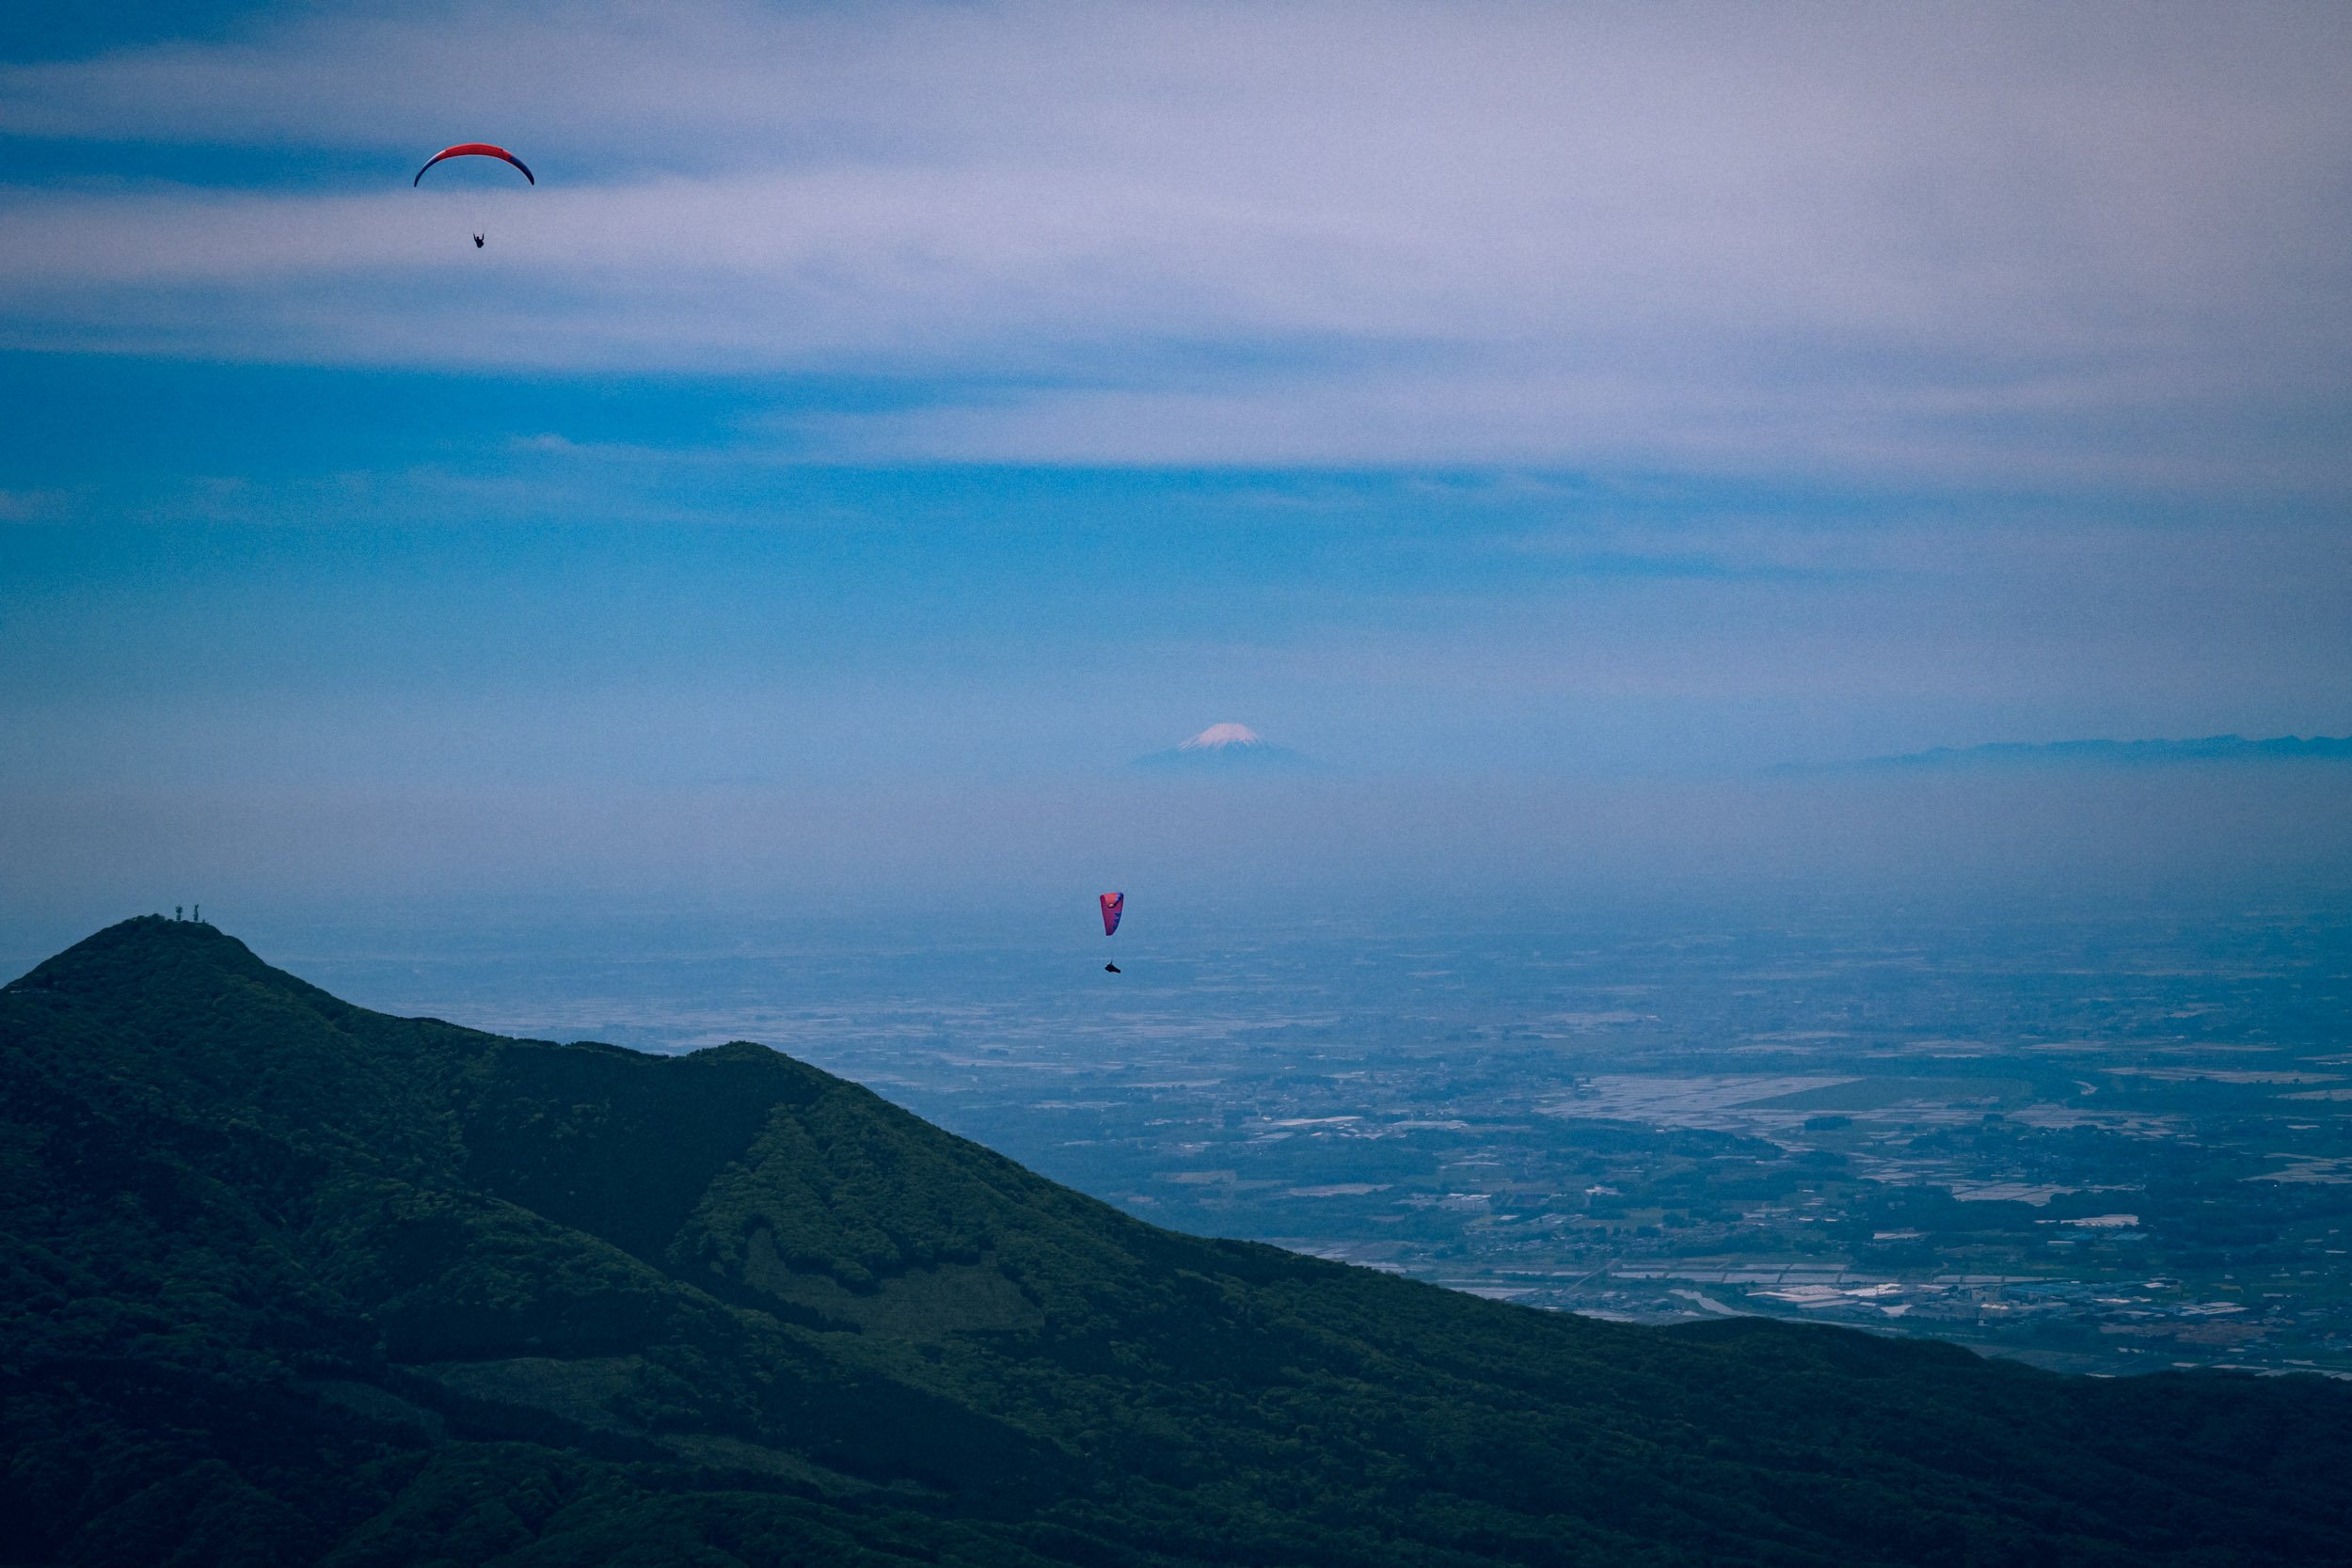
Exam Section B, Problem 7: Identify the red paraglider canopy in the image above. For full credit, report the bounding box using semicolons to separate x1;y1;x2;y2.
413;144;535;186
1100;893;1124;937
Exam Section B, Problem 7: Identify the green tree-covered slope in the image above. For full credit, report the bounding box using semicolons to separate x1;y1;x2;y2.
5;918;2349;1566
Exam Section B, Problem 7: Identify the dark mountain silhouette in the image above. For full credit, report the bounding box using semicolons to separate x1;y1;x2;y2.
6;917;2351;1566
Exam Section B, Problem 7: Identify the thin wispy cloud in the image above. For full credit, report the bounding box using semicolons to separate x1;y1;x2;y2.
3;0;2347;484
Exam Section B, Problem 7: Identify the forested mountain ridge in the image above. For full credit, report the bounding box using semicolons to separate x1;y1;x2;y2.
5;918;2350;1566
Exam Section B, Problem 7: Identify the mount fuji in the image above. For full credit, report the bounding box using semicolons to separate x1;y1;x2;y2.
1133;722;1316;773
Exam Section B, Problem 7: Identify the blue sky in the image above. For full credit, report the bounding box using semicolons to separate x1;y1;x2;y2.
4;2;2350;932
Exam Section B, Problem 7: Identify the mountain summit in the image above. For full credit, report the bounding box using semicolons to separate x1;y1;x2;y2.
1180;721;1265;751
6;917;2351;1565
1135;721;1314;772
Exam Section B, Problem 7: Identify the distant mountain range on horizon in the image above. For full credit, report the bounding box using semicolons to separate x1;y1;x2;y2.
1129;726;2352;778
1798;733;2352;774
1133;721;1319;773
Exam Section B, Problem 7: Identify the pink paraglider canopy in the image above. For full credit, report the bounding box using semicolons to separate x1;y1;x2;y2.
1100;893;1124;937
413;143;535;185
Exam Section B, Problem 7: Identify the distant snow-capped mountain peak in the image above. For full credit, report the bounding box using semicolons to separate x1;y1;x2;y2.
1179;722;1265;751
1136;722;1314;773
